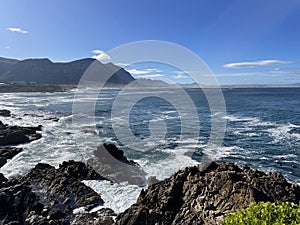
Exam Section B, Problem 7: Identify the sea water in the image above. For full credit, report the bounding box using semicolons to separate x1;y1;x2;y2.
0;87;299;213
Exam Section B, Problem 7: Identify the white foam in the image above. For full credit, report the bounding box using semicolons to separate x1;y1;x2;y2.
267;123;300;143
82;180;141;213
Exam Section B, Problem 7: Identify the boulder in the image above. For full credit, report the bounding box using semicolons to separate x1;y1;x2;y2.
88;144;147;186
0;110;11;117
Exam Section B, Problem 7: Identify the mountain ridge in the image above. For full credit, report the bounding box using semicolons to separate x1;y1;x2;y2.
0;57;135;85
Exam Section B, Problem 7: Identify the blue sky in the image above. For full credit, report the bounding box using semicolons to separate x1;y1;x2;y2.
1;0;300;85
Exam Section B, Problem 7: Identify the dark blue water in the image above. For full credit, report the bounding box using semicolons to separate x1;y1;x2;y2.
0;87;299;184
93;88;300;183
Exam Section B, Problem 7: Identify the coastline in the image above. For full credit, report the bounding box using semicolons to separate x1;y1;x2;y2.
0;96;299;224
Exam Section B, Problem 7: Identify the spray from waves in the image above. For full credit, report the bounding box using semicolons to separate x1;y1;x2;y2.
224;114;300;143
267;123;300;143
82;180;141;213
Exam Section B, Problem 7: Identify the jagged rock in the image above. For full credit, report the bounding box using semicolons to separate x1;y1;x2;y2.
0;183;38;224
0;124;42;145
88;144;147;186
71;208;116;225
0;146;23;167
0;109;11;117
115;161;300;225
0;160;108;225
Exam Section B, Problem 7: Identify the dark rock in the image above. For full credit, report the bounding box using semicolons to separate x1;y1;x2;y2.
0;146;23;168
71;208;116;225
0;121;5;128
23;113;43;118
0;160;108;225
44;117;59;122
0;123;42;145
115;161;300;225
0;109;11;117
0;183;38;224
88;144;147;186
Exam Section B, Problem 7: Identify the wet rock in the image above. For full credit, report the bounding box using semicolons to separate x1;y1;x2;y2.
44;117;59;122
88;144;147;186
115;161;300;225
0;146;23;168
0;183;38;224
71;208;116;225
0;109;11;117
0;123;42;145
0;160;108;225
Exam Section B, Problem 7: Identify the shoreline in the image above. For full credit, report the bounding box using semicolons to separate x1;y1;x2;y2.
0;110;299;224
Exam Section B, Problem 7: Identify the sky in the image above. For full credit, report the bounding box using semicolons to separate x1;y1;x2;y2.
1;0;300;85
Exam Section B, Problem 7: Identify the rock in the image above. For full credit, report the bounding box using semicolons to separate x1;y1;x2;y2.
0;109;11;117
0;160;108;225
115;161;300;225
0;183;38;224
0;146;23;167
23;113;43;118
21;160;107;209
0;124;42;145
87;144;147;186
71;208;116;225
44;117;59;122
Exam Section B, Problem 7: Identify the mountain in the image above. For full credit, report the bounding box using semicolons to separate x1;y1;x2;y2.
133;78;170;87
0;57;19;75
0;57;135;85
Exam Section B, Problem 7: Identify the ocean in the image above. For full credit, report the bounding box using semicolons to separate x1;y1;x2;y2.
0;87;299;212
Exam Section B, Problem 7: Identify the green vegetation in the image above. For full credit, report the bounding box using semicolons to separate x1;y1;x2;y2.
223;201;300;225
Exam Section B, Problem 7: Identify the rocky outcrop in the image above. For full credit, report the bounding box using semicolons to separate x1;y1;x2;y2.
0;118;42;168
115;161;300;225
0;122;42;145
0;160;110;225
71;208;116;225
0;109;11;117
88;144;147;186
0;146;23;167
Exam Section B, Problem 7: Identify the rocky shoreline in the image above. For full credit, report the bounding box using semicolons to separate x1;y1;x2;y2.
0;110;43;169
0;156;299;224
0;110;299;224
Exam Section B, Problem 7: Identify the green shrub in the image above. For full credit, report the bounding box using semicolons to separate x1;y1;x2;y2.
223;201;300;225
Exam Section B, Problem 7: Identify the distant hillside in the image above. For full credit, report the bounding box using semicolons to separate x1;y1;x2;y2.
0;57;19;75
0;57;135;85
134;78;170;87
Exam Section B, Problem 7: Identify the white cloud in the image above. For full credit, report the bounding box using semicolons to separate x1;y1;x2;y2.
7;27;28;34
127;68;163;75
126;69;150;75
173;74;187;79
91;50;111;62
223;60;293;68
215;68;300;77
136;74;164;78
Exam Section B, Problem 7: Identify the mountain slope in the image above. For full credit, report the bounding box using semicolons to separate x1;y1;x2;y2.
0;57;19;75
0;57;135;85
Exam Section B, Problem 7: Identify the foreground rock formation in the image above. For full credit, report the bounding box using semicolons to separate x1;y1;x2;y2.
0;155;299;224
0;160;112;225
0;114;43;168
0;146;22;167
0;121;42;146
88;144;147;186
115;161;300;225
